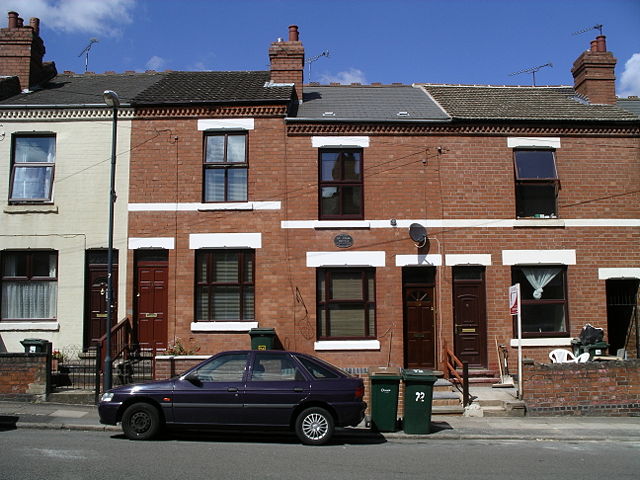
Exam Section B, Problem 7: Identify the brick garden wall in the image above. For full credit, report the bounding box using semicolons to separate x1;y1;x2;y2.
522;359;640;416
0;353;49;401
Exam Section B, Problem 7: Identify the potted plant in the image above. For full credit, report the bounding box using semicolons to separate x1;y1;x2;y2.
52;349;64;372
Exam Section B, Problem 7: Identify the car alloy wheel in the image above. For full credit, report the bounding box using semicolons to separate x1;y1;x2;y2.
295;407;334;445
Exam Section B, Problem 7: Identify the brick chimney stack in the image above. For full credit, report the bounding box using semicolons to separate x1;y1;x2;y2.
0;11;56;91
571;35;617;105
269;25;305;102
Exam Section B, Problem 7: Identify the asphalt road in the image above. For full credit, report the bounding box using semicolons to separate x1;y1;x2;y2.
1;428;639;480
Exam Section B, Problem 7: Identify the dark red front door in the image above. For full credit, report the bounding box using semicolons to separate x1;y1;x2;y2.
453;267;487;368
136;257;168;352
404;286;436;369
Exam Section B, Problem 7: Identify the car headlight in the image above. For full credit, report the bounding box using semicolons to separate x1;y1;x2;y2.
101;392;115;402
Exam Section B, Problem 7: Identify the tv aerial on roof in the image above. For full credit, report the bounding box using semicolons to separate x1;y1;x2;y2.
78;38;99;73
572;24;604;36
509;63;553;86
305;50;330;82
409;223;428;248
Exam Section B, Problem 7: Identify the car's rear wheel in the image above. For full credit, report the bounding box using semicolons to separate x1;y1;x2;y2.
121;403;161;440
295;407;334;445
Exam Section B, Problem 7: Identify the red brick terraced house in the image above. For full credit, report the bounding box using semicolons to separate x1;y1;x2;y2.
127;28;639;375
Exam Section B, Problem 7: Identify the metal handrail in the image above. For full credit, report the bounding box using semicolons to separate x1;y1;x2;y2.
95;316;135;371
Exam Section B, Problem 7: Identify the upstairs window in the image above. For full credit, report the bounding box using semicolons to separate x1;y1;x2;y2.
319;149;363;219
1;250;58;321
10;135;56;203
203;133;247;202
513;150;558;218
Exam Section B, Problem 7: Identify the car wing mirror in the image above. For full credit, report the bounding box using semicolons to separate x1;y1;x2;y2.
184;372;202;386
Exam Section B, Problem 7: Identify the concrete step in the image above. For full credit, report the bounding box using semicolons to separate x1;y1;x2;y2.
432;404;464;415
48;390;97;405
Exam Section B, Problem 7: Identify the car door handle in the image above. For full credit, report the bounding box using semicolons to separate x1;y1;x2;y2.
293;387;304;392
227;387;238;392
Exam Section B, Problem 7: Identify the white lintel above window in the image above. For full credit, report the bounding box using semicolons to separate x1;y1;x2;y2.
598;268;640;280
395;254;442;266
445;254;492;266
307;251;385;267
128;237;175;250
189;233;262;249
509;338;572;347
502;249;576;265
197;118;255;131
507;137;561;149
311;136;370;148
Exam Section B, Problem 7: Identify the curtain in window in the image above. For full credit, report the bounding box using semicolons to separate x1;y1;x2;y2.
1;281;57;319
522;267;561;299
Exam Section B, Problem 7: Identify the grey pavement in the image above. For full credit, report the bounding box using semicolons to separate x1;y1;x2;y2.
1;399;639;442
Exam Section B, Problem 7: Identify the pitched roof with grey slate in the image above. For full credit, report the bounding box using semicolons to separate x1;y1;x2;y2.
419;85;638;122
295;85;450;121
0;72;167;106
132;71;293;105
617;98;640;117
0;70;293;107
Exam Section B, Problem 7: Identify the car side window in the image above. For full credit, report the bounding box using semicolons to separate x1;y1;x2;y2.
193;353;248;382
297;356;341;379
250;353;304;382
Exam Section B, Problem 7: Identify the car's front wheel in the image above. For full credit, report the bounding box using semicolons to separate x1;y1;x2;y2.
295;407;334;445
121;403;161;440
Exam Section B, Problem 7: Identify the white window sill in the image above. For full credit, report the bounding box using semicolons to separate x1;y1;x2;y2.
514;219;565;227
0;322;60;331
510;338;572;347
314;221;371;229
4;205;58;214
190;322;258;332
314;340;381;351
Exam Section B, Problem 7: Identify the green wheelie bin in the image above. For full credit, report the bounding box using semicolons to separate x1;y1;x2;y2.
249;328;277;350
369;366;402;432
402;369;437;434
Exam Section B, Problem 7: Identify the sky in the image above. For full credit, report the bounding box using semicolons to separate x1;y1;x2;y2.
1;0;639;96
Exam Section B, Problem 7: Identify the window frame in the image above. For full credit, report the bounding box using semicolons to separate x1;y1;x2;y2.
194;249;255;322
513;149;559;218
511;265;569;338
318;148;364;220
9;134;56;204
1;250;58;321
202;132;248;203
316;267;376;340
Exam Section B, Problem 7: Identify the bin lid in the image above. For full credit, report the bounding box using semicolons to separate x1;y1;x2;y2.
249;327;276;335
402;368;437;382
369;366;401;376
20;338;48;344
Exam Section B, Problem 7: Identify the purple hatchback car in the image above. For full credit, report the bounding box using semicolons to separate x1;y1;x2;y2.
99;350;366;445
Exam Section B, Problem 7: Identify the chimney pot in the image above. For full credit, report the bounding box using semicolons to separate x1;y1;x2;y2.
596;35;607;52
8;11;18;28
17;17;24;27
29;18;40;35
288;25;299;41
590;40;598;52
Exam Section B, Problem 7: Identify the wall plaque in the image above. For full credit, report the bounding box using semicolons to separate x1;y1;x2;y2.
334;234;354;248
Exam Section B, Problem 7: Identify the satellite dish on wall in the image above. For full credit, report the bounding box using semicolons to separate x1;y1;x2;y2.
409;223;428;248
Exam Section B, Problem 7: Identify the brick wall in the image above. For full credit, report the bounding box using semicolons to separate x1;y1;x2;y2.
0;353;49;401
522;359;640;416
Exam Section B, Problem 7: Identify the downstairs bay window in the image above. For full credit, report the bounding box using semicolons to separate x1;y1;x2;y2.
317;268;376;339
512;265;568;337
1;251;58;321
195;250;254;322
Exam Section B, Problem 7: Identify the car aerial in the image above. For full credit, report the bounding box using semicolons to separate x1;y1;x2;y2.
99;349;366;445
